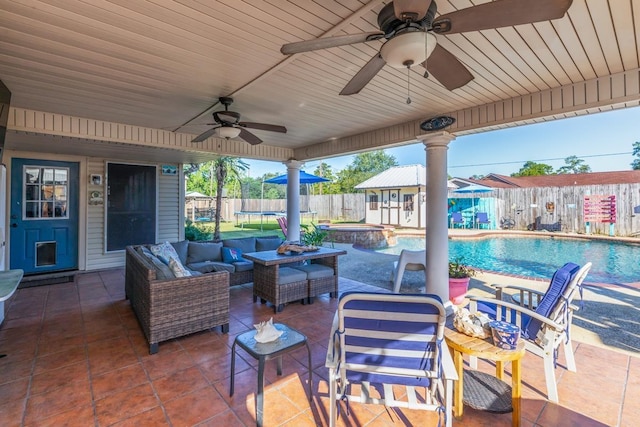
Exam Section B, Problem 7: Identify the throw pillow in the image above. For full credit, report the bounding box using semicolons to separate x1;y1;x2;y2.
169;257;192;278
171;240;190;265
149;241;182;265
187;242;223;264
222;247;246;263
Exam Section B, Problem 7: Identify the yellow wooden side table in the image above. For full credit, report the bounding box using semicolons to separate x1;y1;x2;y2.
444;326;526;427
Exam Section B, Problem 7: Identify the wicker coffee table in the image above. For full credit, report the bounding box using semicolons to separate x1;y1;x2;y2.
444;326;526;427
230;323;311;427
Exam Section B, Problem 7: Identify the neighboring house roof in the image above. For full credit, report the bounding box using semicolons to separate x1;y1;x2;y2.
355;164;426;190
185;191;211;199
467;171;640;188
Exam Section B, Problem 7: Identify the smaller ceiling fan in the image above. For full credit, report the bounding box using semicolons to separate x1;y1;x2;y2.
191;97;287;145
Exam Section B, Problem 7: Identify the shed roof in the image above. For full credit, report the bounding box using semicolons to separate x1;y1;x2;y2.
355;165;426;190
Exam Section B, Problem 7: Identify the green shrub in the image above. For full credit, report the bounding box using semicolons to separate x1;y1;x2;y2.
185;220;212;241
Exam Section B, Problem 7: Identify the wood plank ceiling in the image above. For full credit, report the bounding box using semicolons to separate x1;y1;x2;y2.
1;0;639;164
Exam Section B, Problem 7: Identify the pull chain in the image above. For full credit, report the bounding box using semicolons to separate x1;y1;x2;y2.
406;65;412;104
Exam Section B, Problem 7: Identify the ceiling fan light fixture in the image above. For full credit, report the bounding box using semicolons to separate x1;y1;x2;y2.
216;126;241;139
380;31;436;68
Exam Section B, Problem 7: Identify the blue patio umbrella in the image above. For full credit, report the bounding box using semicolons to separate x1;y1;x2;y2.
453;184;494;213
264;170;330;185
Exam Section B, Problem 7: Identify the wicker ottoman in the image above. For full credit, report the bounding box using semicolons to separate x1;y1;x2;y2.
293;264;337;304
253;267;308;313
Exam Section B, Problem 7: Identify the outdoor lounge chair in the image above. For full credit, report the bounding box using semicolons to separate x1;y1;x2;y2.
475;212;491;229
389;249;426;293
326;292;456;427
469;261;592;403
450;212;465;228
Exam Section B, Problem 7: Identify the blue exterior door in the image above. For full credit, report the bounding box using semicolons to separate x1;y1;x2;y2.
10;159;79;274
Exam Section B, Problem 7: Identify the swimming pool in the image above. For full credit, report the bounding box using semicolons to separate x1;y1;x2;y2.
378;236;640;284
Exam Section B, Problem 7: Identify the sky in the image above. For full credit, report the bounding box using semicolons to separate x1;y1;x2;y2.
244;105;640;179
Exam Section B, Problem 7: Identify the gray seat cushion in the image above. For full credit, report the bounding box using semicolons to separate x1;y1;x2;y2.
256;237;283;251
278;267;307;285
293;264;334;279
233;261;254;272
187;261;235;274
223;237;256;254
187;241;223;264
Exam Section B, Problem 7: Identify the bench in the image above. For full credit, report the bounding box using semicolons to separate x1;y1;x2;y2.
0;269;24;324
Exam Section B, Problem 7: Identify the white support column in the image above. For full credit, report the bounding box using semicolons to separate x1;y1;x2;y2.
420;131;456;305
285;160;304;242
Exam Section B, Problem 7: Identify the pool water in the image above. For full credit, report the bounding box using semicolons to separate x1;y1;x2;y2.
378;236;640;284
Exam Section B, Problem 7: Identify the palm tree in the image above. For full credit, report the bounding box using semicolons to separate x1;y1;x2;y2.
212;156;248;240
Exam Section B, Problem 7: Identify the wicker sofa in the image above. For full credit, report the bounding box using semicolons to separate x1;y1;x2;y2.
125;246;230;354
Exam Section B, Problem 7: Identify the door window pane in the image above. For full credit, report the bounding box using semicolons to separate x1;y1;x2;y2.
23;166;70;220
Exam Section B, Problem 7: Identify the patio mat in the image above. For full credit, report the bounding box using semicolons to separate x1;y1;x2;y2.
463;370;513;413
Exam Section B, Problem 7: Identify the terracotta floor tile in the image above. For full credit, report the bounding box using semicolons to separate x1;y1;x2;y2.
0;398;27;427
30;361;89;395
95;382;160;426
0;271;634;426
0;377;30;403
141;348;196;380
91;362;149;400
109;406;170;426
152;365;210;403
163;387;228;427
24;405;95;427
24;379;92;424
33;345;87;375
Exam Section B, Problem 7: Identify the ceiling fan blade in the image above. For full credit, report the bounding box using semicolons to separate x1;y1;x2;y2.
433;0;573;35
340;54;387;96
191;126;220;143
238;128;263;145
281;32;384;55
239;122;287;133
424;44;473;91
393;0;432;21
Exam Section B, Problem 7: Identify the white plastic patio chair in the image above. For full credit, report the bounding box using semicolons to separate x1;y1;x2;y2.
326;292;456;427
469;261;592;403
389;249;426;293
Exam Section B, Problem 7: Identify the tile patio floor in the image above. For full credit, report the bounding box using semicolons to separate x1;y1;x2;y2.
0;269;637;426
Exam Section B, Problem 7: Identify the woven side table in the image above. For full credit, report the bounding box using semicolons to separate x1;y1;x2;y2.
444;326;526;427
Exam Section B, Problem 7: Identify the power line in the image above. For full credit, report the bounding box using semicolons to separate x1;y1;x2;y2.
449;151;632;169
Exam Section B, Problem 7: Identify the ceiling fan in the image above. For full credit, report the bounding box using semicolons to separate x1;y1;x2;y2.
281;0;573;95
191;97;287;145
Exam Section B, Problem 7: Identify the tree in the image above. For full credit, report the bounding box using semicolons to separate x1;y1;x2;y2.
511;161;554;177
312;162;336;195
212;157;248;240
334;150;398;193
556;155;591;174
632;141;640;170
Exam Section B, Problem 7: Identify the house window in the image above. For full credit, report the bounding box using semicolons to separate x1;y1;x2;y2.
403;194;414;211
369;194;379;210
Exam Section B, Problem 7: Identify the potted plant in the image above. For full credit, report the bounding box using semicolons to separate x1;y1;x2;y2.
448;257;476;304
301;223;328;247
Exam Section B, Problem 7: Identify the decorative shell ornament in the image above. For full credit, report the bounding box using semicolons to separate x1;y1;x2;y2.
453;307;492;339
253;317;283;343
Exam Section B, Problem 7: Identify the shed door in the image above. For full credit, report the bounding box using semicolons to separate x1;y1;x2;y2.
380;189;401;226
10;159;79;274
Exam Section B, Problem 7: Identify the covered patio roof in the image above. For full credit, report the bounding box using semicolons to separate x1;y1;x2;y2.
2;0;639;164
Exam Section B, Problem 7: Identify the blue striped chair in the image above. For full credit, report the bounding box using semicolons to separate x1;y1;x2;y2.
326;292;456;427
469;262;592;403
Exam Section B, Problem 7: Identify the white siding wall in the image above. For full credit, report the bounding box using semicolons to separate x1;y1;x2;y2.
157;166;182;243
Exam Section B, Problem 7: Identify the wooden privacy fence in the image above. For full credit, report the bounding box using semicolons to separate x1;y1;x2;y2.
190;183;640;236
483;183;640;237
213;194;367;224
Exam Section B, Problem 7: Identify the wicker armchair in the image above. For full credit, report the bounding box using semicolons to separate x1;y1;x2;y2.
126;246;230;354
